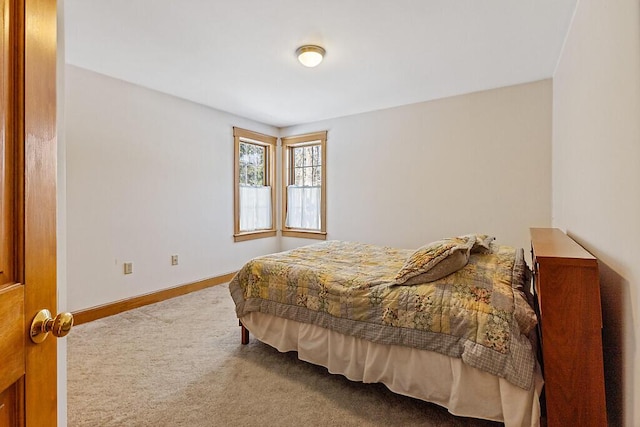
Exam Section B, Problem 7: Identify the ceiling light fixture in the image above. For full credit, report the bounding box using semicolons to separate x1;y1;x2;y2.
296;45;325;68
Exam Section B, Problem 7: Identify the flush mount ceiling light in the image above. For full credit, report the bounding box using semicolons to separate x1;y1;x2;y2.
296;45;326;67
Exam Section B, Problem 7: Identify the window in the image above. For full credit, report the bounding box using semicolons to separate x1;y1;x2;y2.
233;127;277;242
281;131;327;239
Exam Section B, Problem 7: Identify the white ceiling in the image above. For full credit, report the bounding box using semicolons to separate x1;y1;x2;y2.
64;0;577;128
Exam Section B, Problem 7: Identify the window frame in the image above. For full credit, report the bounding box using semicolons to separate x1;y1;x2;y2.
233;127;277;242
281;131;327;240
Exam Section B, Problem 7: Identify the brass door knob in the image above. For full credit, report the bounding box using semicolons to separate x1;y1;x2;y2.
30;309;74;344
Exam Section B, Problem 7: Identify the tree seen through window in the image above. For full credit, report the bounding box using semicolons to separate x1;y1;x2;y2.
239;142;265;186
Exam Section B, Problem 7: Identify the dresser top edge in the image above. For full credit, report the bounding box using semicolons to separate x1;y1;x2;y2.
530;227;597;264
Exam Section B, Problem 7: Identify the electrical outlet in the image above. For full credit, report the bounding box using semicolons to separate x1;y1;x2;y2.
171;255;178;266
124;262;133;274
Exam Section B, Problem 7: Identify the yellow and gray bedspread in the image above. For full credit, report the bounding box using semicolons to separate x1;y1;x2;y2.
229;240;537;390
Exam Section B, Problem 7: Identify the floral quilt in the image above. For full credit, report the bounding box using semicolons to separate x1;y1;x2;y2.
229;240;537;389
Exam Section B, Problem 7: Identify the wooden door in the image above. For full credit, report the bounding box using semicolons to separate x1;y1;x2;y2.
1;0;58;425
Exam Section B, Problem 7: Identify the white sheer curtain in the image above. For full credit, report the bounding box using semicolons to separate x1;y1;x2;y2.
239;185;272;231
286;185;321;230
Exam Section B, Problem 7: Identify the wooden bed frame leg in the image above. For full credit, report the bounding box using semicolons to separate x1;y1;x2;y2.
239;320;249;345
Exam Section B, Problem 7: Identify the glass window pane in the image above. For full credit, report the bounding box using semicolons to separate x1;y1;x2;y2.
304;146;312;167
303;167;313;186
290;144;323;188
294;147;303;167
294;167;303;186
239;163;247;185
246;164;255;186
255;145;265;168
240;141;267;186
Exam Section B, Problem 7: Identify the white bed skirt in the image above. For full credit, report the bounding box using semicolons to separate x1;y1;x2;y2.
241;312;543;427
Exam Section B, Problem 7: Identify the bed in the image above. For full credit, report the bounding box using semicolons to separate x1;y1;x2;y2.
229;236;543;426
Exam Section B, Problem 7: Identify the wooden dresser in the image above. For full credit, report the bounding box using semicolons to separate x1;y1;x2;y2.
530;228;607;426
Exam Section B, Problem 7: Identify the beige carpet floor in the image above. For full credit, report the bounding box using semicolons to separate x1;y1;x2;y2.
67;283;501;426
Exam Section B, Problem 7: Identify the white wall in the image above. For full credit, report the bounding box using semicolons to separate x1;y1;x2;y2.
65;65;279;311
66;69;552;314
281;80;552;254
552;1;640;426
